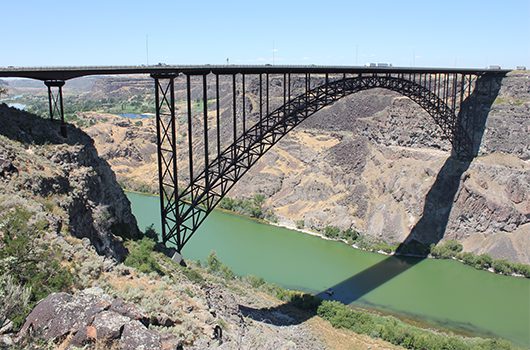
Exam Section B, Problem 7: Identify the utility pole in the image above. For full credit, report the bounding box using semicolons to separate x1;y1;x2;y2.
146;34;149;66
272;41;275;65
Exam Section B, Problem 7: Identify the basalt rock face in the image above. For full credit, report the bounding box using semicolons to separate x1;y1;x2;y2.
0;104;140;261
18;288;169;350
227;72;530;263
81;72;529;263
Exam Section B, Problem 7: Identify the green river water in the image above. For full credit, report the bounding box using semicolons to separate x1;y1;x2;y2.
126;192;530;347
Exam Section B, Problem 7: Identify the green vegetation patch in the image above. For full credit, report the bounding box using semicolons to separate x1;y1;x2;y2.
124;237;165;276
218;194;277;221
0;207;74;329
317;300;517;350
430;240;530;278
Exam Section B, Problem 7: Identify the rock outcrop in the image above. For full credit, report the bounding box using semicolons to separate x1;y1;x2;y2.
18;288;171;350
0;104;140;261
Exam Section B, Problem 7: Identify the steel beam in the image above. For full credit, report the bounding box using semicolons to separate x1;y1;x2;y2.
44;80;66;137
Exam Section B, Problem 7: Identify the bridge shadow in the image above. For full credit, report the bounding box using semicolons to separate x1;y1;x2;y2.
239;73;505;326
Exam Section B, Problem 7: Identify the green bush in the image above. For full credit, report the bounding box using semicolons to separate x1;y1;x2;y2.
124;237;164;275
180;267;205;284
492;259;513;275
476;254;493;269
372;241;399;254
0;274;31;332
323;226;341;239
144;224;159;242
218;194;272;220
512;263;530;278
456;252;478;266
205;251;237;280
316;300;515;350
245;275;266;288
220;265;235;280
206;251;222;273
430;240;463;259
286;292;322;312
295;220;305;229
343;228;360;242
0;207;74;328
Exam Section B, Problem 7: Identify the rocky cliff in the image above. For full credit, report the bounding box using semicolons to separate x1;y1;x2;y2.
76;71;529;264
0;104;141;261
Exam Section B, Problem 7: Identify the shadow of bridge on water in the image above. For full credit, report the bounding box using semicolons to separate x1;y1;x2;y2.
239;73;504;326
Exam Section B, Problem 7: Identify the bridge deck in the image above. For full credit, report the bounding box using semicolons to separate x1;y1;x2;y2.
0;65;510;81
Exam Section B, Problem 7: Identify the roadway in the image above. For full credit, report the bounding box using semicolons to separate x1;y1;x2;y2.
0;65;510;81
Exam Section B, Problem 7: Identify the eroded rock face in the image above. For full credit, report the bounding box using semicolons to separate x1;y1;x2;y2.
0;104;141;261
18;288;167;350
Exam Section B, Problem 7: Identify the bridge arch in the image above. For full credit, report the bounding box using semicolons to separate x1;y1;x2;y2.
167;74;471;251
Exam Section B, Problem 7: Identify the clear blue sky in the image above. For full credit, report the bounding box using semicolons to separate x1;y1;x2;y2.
2;0;529;68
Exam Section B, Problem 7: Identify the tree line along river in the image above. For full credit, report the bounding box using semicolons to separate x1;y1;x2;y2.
126;191;530;347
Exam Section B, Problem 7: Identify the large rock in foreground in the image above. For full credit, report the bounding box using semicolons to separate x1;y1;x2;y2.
18;288;175;350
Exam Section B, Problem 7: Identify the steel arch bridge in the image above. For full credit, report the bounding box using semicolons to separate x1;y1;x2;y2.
0;65;507;252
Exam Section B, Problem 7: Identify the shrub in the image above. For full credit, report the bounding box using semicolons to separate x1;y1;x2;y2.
180;267;205;284
476;254;493;269
245;275;266;288
512;263;530;278
218;194;271;220
286;292;321;312
0;207;74;328
0;274;31;331
205;251;237;281
124;237;164;275
144;224;159;242
316;300;516;349
323;226;341;239
430;240;463;259
343;228;359;242
295;219;305;229
220;265;235;280
492;259;513;275
206;251;222;273
456;252;478;266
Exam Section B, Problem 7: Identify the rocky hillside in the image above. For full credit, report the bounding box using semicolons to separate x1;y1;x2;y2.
0;104;406;349
0;104;140;261
74;71;529;264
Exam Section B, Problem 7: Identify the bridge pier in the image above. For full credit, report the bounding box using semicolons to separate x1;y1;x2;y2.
151;73;181;251
44;80;67;137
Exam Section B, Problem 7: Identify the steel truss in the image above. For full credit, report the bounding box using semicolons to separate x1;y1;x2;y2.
152;71;485;251
44;80;67;137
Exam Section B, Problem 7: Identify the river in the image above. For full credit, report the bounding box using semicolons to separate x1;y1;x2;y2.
126;191;530;347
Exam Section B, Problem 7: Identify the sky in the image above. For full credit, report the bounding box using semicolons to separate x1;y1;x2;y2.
1;0;529;69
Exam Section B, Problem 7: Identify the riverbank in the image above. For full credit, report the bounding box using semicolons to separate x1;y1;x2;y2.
123;188;530;279
127;190;530;346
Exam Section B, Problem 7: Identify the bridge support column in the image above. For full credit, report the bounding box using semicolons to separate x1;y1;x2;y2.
44;80;67;137
151;73;182;251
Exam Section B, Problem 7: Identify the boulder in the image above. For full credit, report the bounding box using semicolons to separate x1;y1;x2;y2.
18;288;169;349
